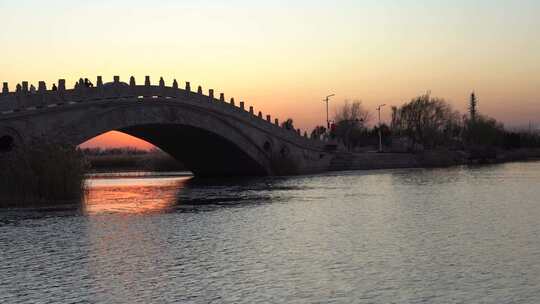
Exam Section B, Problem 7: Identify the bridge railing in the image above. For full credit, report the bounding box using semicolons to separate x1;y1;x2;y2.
1;76;246;108
0;76;315;141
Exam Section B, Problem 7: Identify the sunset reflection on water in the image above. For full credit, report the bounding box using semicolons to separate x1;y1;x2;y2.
84;173;192;215
4;163;540;303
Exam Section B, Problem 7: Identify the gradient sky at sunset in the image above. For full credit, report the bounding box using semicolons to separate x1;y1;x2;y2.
1;0;539;149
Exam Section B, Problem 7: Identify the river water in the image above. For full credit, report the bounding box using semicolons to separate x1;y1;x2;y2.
1;162;540;303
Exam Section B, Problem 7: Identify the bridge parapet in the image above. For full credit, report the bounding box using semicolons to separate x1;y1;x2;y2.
0;75;318;144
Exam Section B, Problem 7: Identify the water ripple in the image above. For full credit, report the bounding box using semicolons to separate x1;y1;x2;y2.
1;162;540;303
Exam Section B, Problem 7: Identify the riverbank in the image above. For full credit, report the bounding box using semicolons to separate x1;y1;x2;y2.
329;148;540;171
85;151;186;173
86;148;540;175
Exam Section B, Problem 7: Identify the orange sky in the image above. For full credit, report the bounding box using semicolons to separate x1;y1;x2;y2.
80;131;155;150
2;1;539;150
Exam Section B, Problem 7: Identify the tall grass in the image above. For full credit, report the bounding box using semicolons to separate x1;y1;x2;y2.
0;143;87;207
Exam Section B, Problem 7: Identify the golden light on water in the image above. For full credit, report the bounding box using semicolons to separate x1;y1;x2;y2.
83;176;192;214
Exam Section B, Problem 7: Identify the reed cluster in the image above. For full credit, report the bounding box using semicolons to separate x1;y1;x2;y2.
0;143;87;207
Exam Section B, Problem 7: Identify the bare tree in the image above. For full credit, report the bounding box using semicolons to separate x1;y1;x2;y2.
391;94;460;149
334;100;370;125
333;100;371;150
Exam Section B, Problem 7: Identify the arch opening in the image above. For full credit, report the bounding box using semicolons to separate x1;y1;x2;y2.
79;131;187;174
120;124;268;177
78;124;269;177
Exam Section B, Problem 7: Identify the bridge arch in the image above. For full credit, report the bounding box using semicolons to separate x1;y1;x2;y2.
0;76;332;177
70;103;271;177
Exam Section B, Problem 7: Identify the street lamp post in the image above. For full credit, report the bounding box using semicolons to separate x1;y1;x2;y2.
324;94;335;130
376;104;386;152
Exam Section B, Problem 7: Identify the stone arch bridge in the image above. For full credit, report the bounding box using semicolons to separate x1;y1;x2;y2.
0;76;333;177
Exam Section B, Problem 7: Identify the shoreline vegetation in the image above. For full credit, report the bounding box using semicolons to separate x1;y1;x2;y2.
0;146;187;208
0;143;87;208
1;145;540;208
2;144;539;208
315;92;540;169
81;147;186;173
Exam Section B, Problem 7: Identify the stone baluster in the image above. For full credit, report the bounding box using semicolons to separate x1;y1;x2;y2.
16;82;26;108
266;115;271;122
128;76;136;96
240;101;245;110
58;79;66;92
166;79;177;97
95;76;103;97
37;81;47;106
110;76;120;97
185;82;191;97
249;106;254;114
143;76;151;97
157;77;165;97
209;89;214;99
2;82;8;94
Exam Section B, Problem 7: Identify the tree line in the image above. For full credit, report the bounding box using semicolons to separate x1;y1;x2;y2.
305;93;540;153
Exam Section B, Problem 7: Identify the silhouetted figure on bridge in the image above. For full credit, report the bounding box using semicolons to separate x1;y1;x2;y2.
51;84;57;91
29;85;36;94
84;78;94;88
